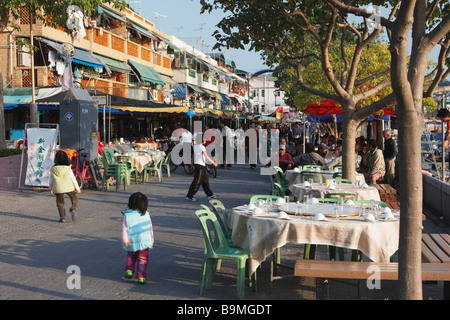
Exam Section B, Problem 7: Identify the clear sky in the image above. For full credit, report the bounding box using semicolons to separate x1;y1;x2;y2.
132;0;269;74
132;1;442;75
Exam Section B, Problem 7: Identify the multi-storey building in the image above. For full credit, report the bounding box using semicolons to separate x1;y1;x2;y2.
0;3;258;142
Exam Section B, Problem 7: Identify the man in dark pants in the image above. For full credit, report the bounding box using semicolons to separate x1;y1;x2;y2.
186;136;219;202
382;128;398;186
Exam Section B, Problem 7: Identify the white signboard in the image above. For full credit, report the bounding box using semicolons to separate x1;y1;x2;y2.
25;128;58;187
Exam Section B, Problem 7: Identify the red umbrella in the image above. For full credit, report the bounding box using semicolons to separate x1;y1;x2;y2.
304;99;396;116
304;99;342;115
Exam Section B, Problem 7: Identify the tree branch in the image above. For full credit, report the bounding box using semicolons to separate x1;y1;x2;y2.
324;0;393;30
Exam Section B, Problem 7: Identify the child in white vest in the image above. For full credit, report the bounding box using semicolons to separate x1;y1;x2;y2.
122;192;154;284
49;150;81;222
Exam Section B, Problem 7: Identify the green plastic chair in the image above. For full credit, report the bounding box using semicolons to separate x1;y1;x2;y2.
273;166;289;187
272;166;290;195
143;157;163;183
328;178;353;184
354;200;388;208
207;200;233;242
249;195;282;204
302;164;323;171
325;192;357;202
162;151;173;177
273;182;286;197
302;198;341;259
316;198;340;204
300;170;323;183
269;175;278;196
101;149;128;192
332;165;342;171
116;155;141;184
194;207;256;300
332;172;343;178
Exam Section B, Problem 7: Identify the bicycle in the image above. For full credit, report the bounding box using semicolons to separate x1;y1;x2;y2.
72;149;99;190
206;156;217;178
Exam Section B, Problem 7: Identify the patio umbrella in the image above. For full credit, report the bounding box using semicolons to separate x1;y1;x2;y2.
304;99;342;115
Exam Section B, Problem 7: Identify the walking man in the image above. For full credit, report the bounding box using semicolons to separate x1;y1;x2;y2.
186;135;219;202
382;129;398;186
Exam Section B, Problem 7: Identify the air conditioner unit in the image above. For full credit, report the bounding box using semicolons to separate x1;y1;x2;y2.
153;90;159;101
17;52;31;67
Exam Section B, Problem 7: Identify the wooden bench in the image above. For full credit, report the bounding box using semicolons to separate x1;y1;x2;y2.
422;234;450;263
294;260;450;299
294;233;450;299
375;183;397;203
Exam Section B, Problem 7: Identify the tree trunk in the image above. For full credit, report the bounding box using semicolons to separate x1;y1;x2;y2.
0;70;6;148
389;1;424;299
341;110;358;183
396;106;424;300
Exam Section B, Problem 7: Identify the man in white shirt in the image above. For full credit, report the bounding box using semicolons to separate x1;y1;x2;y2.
186;136;219;202
220;123;233;168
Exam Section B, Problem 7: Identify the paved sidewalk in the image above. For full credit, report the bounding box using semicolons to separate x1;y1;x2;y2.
0;165;448;300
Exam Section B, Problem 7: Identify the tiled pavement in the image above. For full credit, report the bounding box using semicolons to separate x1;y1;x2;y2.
0;165;449;300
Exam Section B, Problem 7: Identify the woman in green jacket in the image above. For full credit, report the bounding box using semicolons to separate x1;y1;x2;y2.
49;151;81;222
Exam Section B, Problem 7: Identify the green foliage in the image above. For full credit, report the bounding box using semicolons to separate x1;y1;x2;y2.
0;0;127;32
200;1;449;114
0;148;23;158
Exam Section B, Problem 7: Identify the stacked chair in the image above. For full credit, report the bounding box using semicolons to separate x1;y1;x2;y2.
101;148;128;192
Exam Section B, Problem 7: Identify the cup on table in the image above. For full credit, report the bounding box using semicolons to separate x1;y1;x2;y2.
332;206;339;221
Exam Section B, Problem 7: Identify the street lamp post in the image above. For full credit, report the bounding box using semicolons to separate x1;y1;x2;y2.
273;89;279;111
245;73;252;113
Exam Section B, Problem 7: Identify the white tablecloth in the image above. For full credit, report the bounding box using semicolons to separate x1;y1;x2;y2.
285;169;365;192
117;151;165;172
230;204;399;277
292;182;381;202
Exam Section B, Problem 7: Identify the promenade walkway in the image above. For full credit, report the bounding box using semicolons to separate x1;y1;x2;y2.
0;164;448;300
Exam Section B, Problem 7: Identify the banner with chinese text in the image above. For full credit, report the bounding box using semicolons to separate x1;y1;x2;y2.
25;128;58;187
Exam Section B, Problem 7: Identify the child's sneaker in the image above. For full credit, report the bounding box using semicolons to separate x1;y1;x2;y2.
71;210;78;222
138;278;147;284
124;270;133;279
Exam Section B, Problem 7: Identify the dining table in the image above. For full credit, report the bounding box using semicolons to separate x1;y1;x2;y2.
229;202;399;277
117;150;166;173
291;181;381;202
135;142;159;151
285;169;366;193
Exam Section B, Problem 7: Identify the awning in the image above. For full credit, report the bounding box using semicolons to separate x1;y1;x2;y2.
163;39;180;51
36;37;106;70
187;84;204;94
202;88;216;97
112;105;189;114
93;54;132;73
127;19;158;41
128;60;164;85
173;84;187;98
98;4;126;23
3;95;32;104
219;93;230;105
160;74;178;86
